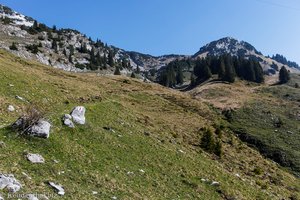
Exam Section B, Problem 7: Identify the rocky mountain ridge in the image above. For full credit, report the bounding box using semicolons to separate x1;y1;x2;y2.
0;4;299;76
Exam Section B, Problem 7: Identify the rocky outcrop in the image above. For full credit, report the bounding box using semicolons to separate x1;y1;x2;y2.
0;174;22;193
71;106;86;125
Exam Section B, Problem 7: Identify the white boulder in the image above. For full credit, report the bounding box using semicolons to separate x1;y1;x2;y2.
71;106;86;125
28;120;51;138
62;114;75;128
0;174;22;193
7;105;15;112
26;153;45;164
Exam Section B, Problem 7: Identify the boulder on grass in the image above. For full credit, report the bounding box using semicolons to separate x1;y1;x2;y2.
71;106;86;125
26;153;45;164
62;114;75;128
28;120;51;138
12;118;51;139
0;174;22;193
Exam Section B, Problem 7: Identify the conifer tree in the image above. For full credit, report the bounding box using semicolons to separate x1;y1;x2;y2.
114;66;121;75
200;128;215;152
108;50;114;67
176;67;184;85
130;72;136;78
218;58;226;80
279;66;290;83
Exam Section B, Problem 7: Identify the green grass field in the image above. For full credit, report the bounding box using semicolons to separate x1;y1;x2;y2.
0;49;300;199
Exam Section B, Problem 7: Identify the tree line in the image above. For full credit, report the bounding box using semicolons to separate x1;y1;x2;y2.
158;54;265;87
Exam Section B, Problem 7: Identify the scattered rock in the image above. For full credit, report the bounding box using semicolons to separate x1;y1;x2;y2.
139;169;145;173
211;181;220;186
0;174;22;193
127;171;134;175
53;159;59;164
201;178;207;182
28;120;51;138
92;191;98;195
235;173;240;178
178;149;184;153
144;131;150;136
27;194;39;200
48;182;65;196
62;114;75;128
8;84;14;87
111;196;117;200
15;95;25;101
26;153;45;164
103;127;115;133
7;105;15;112
0;193;3;200
71;106;86;125
0;141;5;148
21;172;31;180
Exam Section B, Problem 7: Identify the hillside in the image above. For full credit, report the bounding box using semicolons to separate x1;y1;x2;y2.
0;49;300;199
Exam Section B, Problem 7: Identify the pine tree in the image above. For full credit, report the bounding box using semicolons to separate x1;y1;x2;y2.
136;65;141;74
279;66;290;84
130;72;136;78
218;58;226;80
200;128;215;152
51;40;58;51
63;48;67;57
176;67;184;85
68;54;73;63
190;74;196;87
9;42;18;51
108;50;114;67
214;141;222;157
114;66;121;75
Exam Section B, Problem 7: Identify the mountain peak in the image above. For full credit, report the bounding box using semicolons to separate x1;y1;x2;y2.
194;37;261;58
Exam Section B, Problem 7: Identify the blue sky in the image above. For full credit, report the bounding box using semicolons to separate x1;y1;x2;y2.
1;0;300;63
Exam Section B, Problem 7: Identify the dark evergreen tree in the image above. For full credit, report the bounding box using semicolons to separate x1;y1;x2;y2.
51;40;58;51
108;50;114;67
218;58;226;80
114;66;121;75
63;48;67;57
176;66;184;85
130;72;136;78
68;54;73;63
194;59;212;80
214;141;222;157
136;65;141;74
279;66;290;83
200;128;215;152
9;42;18;51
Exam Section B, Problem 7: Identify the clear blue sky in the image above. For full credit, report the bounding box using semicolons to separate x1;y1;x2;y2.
1;0;300;63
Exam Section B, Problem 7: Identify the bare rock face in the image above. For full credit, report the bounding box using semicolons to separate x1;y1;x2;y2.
71;106;86;125
0;174;22;193
26;153;45;164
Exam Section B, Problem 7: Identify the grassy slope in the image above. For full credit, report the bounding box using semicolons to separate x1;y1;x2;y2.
0;49;299;199
230;74;300;175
